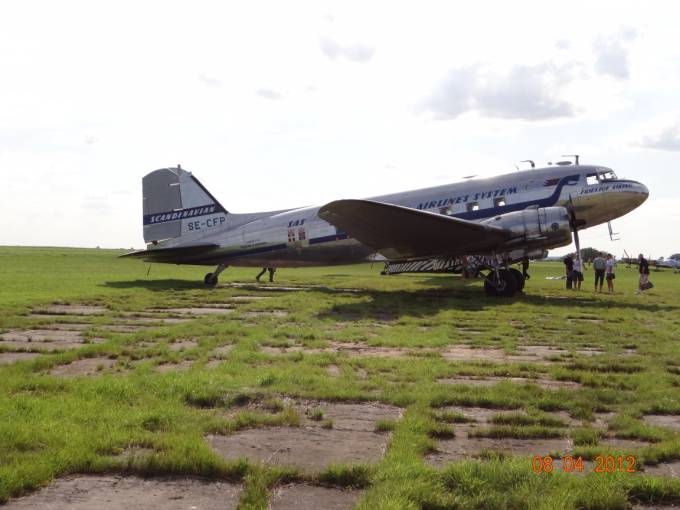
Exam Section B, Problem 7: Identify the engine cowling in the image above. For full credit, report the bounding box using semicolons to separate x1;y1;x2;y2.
481;206;572;251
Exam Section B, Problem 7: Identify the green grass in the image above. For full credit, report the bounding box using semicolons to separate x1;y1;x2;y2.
2;247;680;508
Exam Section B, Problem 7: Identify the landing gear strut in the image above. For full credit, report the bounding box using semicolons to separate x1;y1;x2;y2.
204;264;227;287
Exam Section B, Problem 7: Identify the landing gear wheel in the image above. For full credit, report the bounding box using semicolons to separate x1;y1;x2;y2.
508;268;525;292
204;273;218;287
483;269;518;297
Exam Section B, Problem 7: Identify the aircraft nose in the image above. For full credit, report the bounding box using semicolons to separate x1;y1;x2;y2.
631;180;649;204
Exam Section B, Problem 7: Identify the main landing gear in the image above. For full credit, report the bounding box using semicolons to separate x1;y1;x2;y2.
483;266;525;297
204;264;227;287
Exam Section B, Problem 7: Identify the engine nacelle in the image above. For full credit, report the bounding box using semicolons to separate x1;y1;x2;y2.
481;206;572;251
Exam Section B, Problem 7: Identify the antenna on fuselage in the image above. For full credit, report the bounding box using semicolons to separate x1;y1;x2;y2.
520;160;535;169
561;154;580;165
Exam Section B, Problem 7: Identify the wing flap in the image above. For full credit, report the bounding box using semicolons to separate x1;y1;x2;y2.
318;200;511;260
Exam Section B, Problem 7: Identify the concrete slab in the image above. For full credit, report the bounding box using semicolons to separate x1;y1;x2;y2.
270;484;364;510
35;305;107;316
146;307;235;315
2;475;241;509
207;427;389;471
49;357;117;377
643;415;680;431
0;351;42;364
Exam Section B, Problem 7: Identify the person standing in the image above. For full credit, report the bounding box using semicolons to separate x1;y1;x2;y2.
605;254;616;293
572;256;584;290
637;254;650;293
256;267;276;282
563;253;574;290
521;257;531;280
593;252;606;293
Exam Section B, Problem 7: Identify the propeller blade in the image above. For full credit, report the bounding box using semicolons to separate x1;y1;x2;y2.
568;193;581;260
573;227;581;260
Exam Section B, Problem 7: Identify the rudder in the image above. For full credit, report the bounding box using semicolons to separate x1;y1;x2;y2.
143;166;228;244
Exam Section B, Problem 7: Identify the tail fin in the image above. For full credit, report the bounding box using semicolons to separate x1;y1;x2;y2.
142;166;228;244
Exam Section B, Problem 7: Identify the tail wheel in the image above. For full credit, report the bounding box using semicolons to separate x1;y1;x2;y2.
204;273;218;287
483;269;518;297
508;268;525;292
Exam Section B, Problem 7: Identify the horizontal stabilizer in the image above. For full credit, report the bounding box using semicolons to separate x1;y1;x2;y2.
120;243;220;263
318;199;512;260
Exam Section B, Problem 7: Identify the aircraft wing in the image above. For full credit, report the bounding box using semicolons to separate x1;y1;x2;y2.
120;243;220;263
318;199;513;260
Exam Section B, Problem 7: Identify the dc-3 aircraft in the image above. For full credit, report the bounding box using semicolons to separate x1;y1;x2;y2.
123;158;648;297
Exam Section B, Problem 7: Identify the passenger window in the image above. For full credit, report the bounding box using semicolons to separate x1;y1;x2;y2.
494;197;506;207
467;202;479;212
439;206;452;215
586;174;599;185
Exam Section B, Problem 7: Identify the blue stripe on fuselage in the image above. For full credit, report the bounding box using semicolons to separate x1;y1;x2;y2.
452;174;580;220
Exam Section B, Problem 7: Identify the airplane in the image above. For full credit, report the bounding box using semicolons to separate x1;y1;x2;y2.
123;159;649;297
655;257;680;270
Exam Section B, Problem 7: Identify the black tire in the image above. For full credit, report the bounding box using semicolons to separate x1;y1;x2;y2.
509;268;525;292
204;273;218;287
498;269;518;297
483;269;518;297
484;273;498;296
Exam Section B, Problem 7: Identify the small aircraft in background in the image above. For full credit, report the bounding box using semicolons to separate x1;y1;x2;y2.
655;257;680;270
622;250;680;270
124;158;648;297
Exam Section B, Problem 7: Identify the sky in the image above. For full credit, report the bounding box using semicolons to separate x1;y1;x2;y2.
1;1;679;258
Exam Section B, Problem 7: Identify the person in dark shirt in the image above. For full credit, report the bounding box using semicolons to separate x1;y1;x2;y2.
563;254;574;289
637;254;650;292
592;253;607;293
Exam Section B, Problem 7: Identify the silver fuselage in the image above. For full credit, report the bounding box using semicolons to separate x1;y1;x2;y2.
152;165;648;267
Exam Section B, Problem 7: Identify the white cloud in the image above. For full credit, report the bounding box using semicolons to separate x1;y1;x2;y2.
255;88;283;100
319;36;375;62
593;28;638;80
82;198;112;214
423;63;577;121
637;119;680;152
198;74;223;88
629;116;680;152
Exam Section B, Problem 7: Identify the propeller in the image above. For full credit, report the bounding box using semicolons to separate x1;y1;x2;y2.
567;194;583;260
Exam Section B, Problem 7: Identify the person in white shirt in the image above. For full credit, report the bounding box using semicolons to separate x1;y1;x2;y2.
572;256;584;290
605;254;616;293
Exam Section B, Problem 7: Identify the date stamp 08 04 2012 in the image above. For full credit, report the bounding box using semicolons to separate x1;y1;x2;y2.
532;455;637;474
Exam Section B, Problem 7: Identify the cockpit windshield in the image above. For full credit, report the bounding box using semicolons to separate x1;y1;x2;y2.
599;170;617;181
586;169;618;185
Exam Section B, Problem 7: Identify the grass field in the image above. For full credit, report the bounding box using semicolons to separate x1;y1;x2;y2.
2;246;680;509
